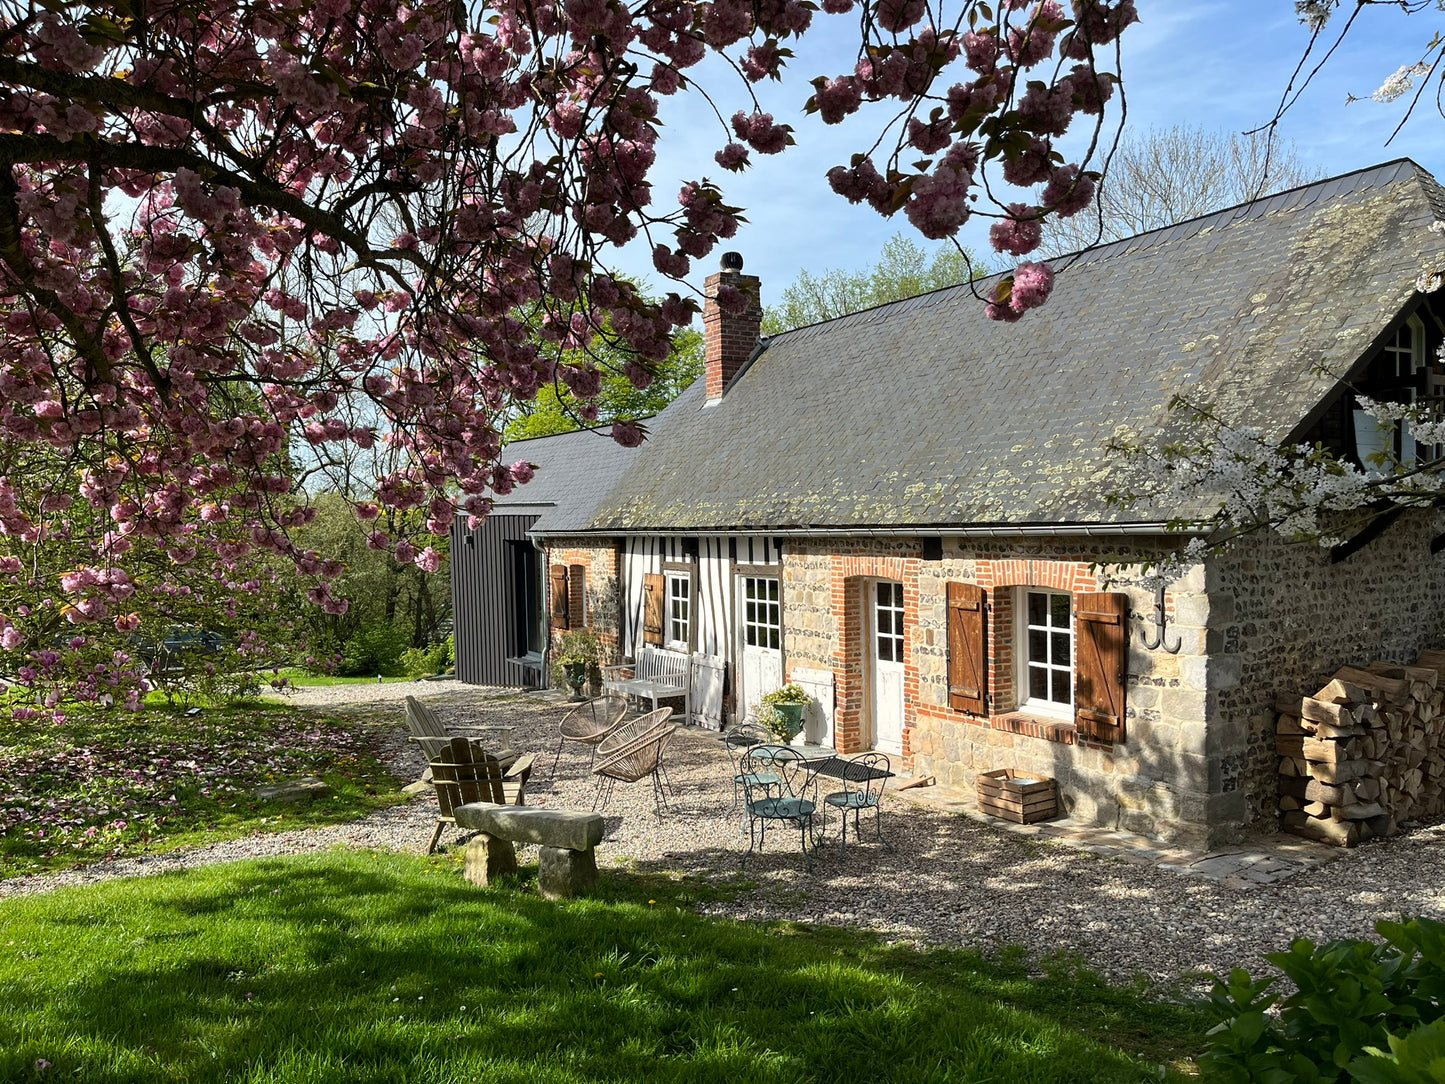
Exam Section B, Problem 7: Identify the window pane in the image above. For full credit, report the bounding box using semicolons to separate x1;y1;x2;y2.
1051;632;1069;664
1050;593;1071;625
767;580;778;601
877;637;892;662
1052;669;1071;704
1029;667;1048;699
878;608;892;635
1028;592;1046;625
1028;628;1046;663
769;628;780;650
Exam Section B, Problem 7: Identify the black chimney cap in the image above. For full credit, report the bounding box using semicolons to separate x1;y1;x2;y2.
720;251;744;272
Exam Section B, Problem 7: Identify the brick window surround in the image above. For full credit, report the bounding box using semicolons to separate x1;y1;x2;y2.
828;553;921;756
978;559;1099;742
914;558;1103;750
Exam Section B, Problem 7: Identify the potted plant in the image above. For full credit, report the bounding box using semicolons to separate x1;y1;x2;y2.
553;628;603;702
758;683;811;744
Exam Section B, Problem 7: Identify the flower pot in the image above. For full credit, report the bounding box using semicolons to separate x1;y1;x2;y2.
771;701;805;743
563;661;589;701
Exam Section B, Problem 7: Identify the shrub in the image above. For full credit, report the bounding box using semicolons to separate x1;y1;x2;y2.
338;623;410;677
1200;917;1445;1083
552;628;604;687
400;643;449;679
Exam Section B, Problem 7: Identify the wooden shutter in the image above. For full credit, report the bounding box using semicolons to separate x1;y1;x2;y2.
946;582;988;715
642;572;665;645
567;563;587;628
1074;592;1128;744
549;564;569;630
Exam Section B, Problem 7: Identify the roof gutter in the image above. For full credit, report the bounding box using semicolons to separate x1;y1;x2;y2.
530;521;1192;541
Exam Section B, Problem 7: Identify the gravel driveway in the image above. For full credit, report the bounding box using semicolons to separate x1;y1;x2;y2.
5;679;1444;993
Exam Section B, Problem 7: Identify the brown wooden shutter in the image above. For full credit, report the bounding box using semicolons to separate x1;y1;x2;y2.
642;572;664;645
946;581;988;715
1074;592;1128;743
549;564;569;630
567;563;587;629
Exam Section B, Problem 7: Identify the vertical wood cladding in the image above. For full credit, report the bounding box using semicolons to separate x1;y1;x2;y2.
451;513;542;688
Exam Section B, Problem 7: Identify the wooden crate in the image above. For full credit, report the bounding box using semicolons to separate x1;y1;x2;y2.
977;769;1058;824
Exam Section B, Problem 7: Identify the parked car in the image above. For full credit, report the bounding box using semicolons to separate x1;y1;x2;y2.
133;627;227;676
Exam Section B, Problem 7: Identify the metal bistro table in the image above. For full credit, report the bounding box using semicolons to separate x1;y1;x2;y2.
786;744;895;785
785;745;896;856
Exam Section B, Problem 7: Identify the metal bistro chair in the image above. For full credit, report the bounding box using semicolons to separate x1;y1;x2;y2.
738;745;819;872
821;752;893;857
721;721;775;812
550;694;629;775
592;724;679;821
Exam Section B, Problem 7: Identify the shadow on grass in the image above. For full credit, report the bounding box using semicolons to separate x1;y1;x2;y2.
0;851;1207;1083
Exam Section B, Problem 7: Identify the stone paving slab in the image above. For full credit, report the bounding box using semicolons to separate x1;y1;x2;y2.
897;781;1341;887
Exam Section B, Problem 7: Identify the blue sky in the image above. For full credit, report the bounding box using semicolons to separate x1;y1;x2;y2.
608;1;1445;307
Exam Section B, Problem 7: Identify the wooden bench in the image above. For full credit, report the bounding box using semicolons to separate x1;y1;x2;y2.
453;803;606;898
602;646;691;723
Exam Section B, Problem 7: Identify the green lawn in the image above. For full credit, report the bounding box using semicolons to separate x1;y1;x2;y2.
0;851;1208;1082
275;670;418;687
0;704;408;877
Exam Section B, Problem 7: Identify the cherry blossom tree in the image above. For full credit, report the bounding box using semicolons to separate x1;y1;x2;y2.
0;0;1138;709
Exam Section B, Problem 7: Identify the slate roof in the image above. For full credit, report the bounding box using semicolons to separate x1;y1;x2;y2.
492;426;640;533
573;158;1445;534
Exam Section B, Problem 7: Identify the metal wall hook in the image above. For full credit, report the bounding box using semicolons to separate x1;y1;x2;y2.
1140;583;1182;653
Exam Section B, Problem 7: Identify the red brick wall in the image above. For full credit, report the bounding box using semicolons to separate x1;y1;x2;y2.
547;542;622;665
703;269;761;400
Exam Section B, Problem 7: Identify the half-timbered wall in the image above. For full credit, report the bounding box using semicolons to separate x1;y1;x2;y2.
619;536;781;662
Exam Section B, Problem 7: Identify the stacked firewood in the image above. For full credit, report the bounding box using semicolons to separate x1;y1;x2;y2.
1276;650;1445;847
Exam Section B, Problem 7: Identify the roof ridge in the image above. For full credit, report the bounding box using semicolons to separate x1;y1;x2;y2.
767;158;1426;348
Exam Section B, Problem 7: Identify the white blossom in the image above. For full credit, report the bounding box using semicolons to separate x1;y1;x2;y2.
1374;63;1431;104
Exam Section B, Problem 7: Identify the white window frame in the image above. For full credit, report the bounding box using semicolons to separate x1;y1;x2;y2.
664;571;692;652
742;576;781;651
1016;588;1074;718
874;580;904;664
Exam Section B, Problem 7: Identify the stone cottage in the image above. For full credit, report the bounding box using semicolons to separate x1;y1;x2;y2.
454;158;1445;849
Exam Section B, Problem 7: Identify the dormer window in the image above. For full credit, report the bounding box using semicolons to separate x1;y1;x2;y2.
1354;313;1434;467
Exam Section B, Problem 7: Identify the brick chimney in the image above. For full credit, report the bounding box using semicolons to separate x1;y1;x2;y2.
703;252;762;403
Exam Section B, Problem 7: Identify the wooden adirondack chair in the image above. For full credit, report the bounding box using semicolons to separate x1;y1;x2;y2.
406;695;516;767
427;737;535;854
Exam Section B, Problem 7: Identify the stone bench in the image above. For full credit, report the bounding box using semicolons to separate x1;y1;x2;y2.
453;803;606;899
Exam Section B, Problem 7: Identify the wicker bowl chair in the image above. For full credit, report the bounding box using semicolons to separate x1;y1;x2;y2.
550;694;629;775
591;724;679;820
595;707;673;793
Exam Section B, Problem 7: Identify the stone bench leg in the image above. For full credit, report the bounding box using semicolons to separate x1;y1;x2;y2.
538;845;598;899
464;833;518;886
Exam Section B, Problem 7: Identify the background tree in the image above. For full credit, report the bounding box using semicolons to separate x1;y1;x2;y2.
291;494;451;676
1042;126;1325;255
763;234;994;335
507;327;704;441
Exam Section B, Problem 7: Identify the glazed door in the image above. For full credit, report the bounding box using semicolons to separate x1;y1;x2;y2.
739;575;783;721
870;580;905;754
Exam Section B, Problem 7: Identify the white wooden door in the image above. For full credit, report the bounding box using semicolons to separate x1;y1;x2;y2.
870;580;905;754
739;575;783;721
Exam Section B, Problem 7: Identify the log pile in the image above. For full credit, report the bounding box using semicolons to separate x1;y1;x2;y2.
1276;650;1445;847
